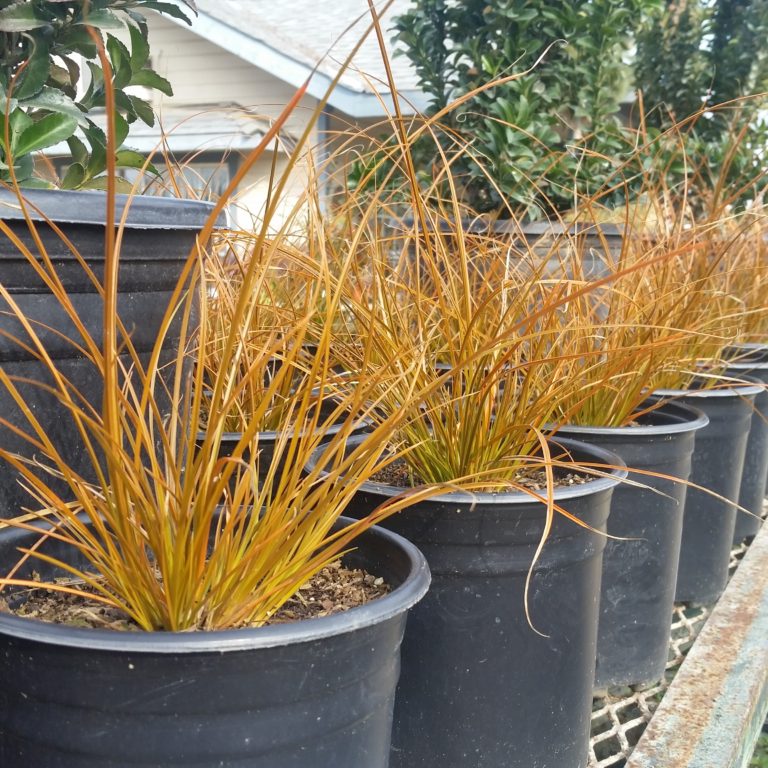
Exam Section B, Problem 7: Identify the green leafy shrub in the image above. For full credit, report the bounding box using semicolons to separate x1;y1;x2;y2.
394;0;655;216
0;0;196;188
635;0;768;210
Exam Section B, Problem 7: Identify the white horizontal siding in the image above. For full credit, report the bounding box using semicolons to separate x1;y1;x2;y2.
144;14;318;139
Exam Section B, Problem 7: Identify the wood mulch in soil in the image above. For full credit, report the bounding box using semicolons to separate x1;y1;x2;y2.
267;560;389;624
371;457;593;492
0;560;389;631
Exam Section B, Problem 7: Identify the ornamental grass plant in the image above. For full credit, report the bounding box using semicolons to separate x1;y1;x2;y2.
324;92;767;500
532;231;747;426
325;122;639;494
0;9;440;633
200;232;328;435
532;115;768;418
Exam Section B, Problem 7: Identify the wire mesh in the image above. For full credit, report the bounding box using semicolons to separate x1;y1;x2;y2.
587;537;753;767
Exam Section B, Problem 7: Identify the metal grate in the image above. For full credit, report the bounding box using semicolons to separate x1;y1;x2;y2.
588;538;752;767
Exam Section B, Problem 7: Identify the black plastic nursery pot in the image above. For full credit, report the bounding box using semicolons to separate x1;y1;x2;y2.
520;220;624;280
396;217;623;281
553;400;709;691
318;436;626;768
197;401;372;484
0;517;429;767
654;379;762;605
0;188;221;520
725;344;768;543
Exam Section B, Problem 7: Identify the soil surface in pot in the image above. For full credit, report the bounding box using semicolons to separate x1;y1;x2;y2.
372;458;593;491
0;560;389;631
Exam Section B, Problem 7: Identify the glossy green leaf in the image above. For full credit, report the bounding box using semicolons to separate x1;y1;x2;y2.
128;94;155;126
80;175;135;192
114;112;130;147
21;87;86;124
83;121;107;177
75;8;124;31
129;69;173;97
60;161;86;189
106;34;132;89
7;107;32;150
0;154;36;184
0;2;51;32
139;1;196;24
66;135;88;165
128;21;150;71
115;149;158;177
13;36;50;99
113;89;137;120
14;112;77;155
55;26;99;59
0;94;18;115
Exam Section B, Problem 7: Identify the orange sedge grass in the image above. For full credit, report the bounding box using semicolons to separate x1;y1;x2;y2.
324;130;632;488
200;233;327;434
0;4;446;632
535;110;768;405
318;88;763;479
625;218;761;392
524;236;742;427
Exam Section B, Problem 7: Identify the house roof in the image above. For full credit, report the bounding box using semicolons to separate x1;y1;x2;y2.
173;0;429;118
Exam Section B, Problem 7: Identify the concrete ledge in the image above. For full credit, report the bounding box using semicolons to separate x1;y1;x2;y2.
626;522;768;768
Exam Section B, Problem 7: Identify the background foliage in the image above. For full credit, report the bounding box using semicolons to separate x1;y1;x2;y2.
0;0;195;188
394;0;656;216
634;0;768;209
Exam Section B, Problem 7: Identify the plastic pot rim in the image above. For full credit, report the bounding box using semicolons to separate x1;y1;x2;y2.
724;360;768;372
725;342;768;354
195;416;372;445
654;380;764;399
0;187;225;231
0;518;429;654
549;399;709;437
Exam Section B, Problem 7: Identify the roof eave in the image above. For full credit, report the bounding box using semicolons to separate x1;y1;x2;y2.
167;10;428;118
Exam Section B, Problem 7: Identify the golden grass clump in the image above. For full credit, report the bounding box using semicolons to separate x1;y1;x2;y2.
0;15;444;632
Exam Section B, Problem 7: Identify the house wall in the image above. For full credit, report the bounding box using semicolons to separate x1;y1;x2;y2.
112;13;321;229
144;14;319;139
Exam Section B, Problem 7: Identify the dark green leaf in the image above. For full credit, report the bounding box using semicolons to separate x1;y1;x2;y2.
21;87;86;124
80;60;105;108
76;8;124;31
129;69;173;97
128;95;155;126
83;120;107;177
139;1;196;25
0;154;36;184
67;135;88;165
113;89;136;120
14;36;50;99
106;34;132;89
115;149;157;176
83;119;106;148
0;2;51;32
14;112;77;155
55;26;99;59
128;21;150;71
100;111;130;147
80;175;135;193
85;146;107;179
61;161;86;189
0;94;18;114
7;107;32;150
